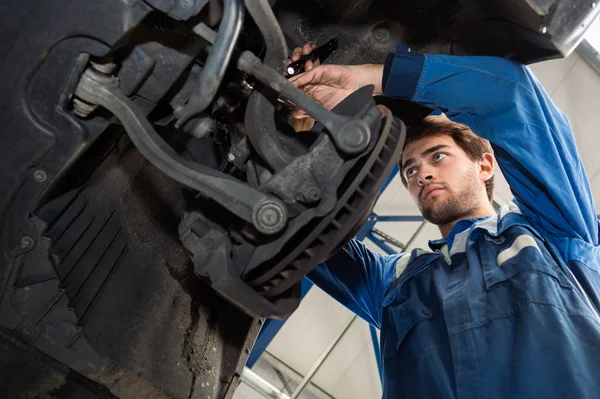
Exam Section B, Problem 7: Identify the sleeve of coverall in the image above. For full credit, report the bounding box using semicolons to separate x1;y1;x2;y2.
307;239;401;329
384;49;598;245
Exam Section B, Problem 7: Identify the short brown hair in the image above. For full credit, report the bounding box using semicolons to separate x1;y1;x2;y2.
398;116;495;202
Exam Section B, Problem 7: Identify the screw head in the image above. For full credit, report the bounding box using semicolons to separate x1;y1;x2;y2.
33;170;47;182
21;236;34;248
539;25;548;34
180;0;194;9
22;326;35;338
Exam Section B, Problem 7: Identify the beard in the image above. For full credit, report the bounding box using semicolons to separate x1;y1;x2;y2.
418;170;481;226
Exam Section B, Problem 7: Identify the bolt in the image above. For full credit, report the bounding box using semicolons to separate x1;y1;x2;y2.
180;0;194;9
297;185;321;204
191;116;216;139
245;348;250;354
22;326;35;338
539;25;547;34
33;170;47;182
373;27;390;42
253;201;287;235
21;236;34;248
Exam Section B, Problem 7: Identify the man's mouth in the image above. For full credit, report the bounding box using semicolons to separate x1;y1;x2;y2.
420;185;445;201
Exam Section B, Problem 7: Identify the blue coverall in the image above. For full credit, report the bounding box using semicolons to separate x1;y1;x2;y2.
308;47;600;398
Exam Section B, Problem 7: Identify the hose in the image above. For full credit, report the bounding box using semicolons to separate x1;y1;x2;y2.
176;0;244;127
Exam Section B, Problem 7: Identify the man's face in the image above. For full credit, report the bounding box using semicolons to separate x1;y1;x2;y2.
401;134;487;226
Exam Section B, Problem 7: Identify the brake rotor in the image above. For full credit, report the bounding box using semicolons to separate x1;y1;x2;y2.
246;107;406;298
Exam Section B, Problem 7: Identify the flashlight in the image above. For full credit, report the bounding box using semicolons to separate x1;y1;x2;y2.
286;38;338;77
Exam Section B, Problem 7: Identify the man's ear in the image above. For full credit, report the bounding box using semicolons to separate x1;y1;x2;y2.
479;153;495;182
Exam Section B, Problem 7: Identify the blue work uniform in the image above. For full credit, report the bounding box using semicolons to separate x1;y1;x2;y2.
308;47;600;398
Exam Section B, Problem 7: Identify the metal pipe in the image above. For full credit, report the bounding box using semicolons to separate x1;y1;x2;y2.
176;0;244;126
244;0;287;71
241;367;290;399
290;315;357;399
577;40;600;76
404;221;428;251
367;231;399;255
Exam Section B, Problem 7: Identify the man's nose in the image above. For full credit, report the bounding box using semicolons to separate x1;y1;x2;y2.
417;169;435;186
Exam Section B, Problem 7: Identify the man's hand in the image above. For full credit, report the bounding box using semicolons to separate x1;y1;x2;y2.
289;62;384;119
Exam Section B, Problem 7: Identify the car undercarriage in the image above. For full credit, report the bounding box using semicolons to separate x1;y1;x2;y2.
0;0;597;397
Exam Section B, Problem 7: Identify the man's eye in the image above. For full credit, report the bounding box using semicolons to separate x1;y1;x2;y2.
406;169;417;178
434;153;447;161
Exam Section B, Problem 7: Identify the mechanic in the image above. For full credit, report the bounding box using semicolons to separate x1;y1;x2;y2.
288;42;600;398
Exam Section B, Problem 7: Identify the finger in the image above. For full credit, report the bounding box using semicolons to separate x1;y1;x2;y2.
288;67;318;86
305;59;314;71
291;47;303;62
291;117;316;132
313;59;320;67
302;41;315;55
288;71;306;85
291;107;309;118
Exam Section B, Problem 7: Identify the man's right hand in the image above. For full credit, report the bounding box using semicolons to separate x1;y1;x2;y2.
289;63;384;119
